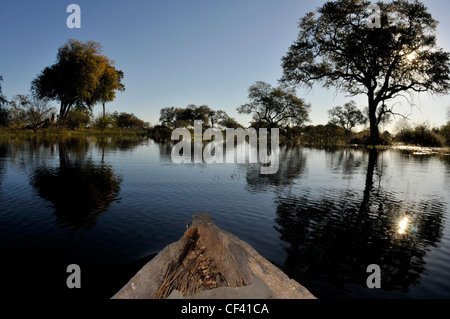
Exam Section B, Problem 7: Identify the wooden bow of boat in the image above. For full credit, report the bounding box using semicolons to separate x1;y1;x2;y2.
112;212;316;299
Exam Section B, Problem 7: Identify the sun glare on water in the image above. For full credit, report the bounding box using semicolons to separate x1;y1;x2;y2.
398;216;409;234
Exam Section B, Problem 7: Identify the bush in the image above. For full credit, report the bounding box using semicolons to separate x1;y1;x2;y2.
381;130;393;145
395;122;444;147
349;129;371;145
438;122;450;146
0;106;9;127
64;109;91;129
347;129;392;146
93;113;114;130
112;112;146;130
7;95;55;129
148;124;172;141
294;124;348;147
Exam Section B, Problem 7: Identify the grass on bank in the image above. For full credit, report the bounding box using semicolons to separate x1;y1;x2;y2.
3;121;450;152
0;126;148;143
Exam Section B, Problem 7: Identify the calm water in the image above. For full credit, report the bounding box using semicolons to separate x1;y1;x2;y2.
1;136;449;299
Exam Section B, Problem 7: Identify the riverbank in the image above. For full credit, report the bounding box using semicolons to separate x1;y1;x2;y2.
0;127;147;143
389;143;450;155
2;127;450;156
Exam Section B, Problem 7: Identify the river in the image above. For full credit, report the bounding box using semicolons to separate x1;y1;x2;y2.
1;136;449;298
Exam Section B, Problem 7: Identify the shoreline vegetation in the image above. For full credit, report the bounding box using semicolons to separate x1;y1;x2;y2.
0;127;148;143
1;123;450;156
1;30;449;153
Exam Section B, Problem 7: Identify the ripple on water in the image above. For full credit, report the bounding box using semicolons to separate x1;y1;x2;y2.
2;141;450;298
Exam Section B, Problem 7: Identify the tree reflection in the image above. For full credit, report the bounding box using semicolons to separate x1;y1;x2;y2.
273;149;445;297
326;148;365;177
245;146;307;192
0;143;6;191
94;136;149;153
439;153;450;177
30;139;122;232
157;141;175;162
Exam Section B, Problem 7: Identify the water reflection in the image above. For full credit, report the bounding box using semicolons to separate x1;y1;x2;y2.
272;149;445;297
0;143;6;191
94;136;150;153
326;147;365;177
158;141;176;162
26;137;133;231
439;153;450;176
1;136;449;298
245;146;307;192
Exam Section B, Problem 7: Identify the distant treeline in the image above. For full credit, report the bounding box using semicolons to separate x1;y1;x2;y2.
2;92;450;148
147;103;450;148
1;38;449;147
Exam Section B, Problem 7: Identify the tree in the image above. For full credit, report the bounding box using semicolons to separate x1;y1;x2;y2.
220;116;242;129
210;110;242;128
9;94;55;129
209;110;225;127
328;101;367;135
281;0;450;145
176;104;212;127
0;107;8;127
159;104;214;128
160;106;242;129
191;104;212;127
113;112;146;129
89;65;125;118
159;106;178;128
93;112;114;130
0;76;9;126
439;121;450;146
31;39;124;123
237;81;310;128
0;76;7;106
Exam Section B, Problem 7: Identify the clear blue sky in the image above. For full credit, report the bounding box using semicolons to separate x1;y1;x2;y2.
1;0;449;131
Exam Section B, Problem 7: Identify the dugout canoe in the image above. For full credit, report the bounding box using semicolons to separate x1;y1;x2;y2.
112;212;316;299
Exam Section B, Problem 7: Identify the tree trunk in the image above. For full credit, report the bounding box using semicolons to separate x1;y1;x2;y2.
59;102;67;126
102;102;106;118
368;94;380;146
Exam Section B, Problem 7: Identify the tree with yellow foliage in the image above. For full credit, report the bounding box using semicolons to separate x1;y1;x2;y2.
31;39;124;124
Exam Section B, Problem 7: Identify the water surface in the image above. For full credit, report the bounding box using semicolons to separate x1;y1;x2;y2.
1;136;449;298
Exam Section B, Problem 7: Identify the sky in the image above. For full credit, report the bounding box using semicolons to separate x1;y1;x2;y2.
1;0;449;132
